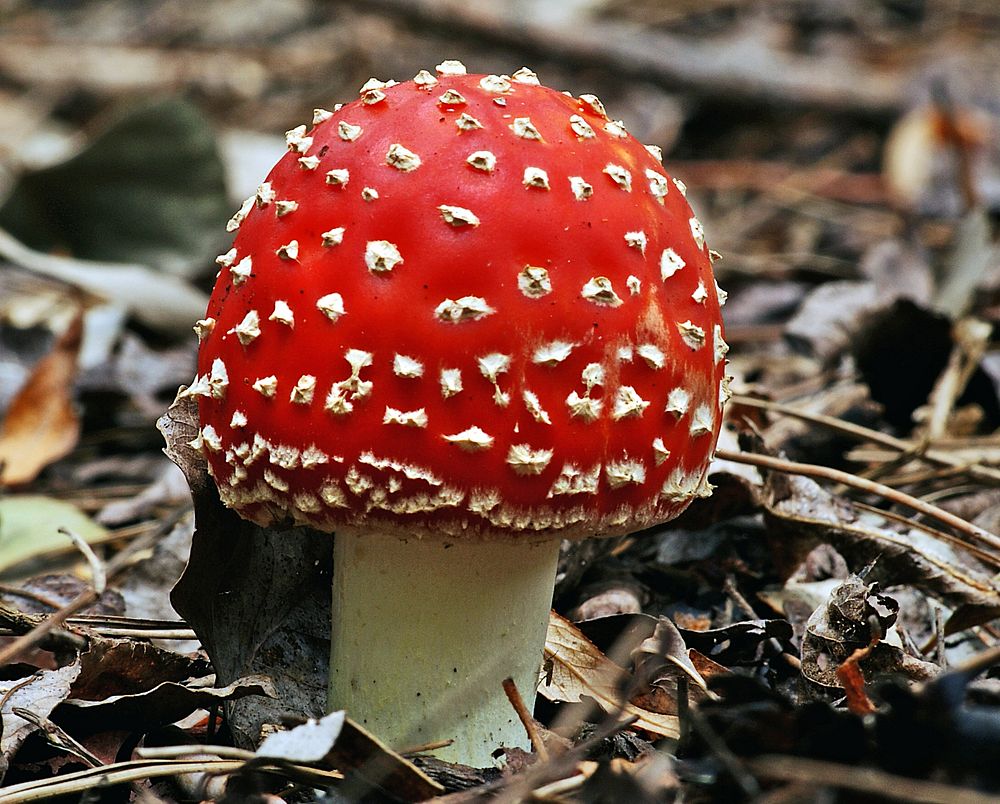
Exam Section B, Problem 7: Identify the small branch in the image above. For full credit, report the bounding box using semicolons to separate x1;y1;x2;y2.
58;527;106;595
730;394;1000;485
714;448;1000;554
502;676;548;761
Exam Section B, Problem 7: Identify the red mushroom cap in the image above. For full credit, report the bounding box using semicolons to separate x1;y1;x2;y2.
191;64;729;540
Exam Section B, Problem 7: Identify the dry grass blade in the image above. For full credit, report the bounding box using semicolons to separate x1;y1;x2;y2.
0;750;346;802
714;449;1000;556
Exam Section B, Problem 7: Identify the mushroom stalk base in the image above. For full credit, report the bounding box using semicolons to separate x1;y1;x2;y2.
329;530;561;767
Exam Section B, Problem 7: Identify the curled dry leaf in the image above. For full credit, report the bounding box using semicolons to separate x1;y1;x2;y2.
541;611;681;739
632;616;711;694
800;570;937;694
0;311;82;486
56;674;276;733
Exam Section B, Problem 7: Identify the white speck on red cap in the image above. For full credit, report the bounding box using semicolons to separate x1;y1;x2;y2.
660;249;685;280
677;320;706;350
435;296;495;323
291;375;317;405
438;89;467;106
511;67;540;85
393;354;424;378
624;231;647;254
605;458;646;488
532;340;575;366
455;113;483;131
386;143;421;172
436;60;467;76
690;404;714;436
467;151;497;172
569;115;595;139
523;167;550;189
603;164;632;191
316;293;346;322
413;69;438;88
338;121;362;141
365;240;402;272
612;386;649;420
665;387;690;418
519;265;551;297
384;406;428;427
506;444;553;475
511;117;542;140
444;426;494;451
569;176;593;200
439;205;480;227
581;276;623;307
253;375;278;398
321;228;345;247
326;168;350;187
440;368;463;397
230;310;261;345
479;74;511;93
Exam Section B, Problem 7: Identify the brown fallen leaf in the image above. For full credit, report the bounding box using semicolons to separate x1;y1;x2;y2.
0;311;82;486
540;611;681;740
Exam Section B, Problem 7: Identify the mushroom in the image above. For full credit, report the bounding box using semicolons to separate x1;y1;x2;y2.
189;64;728;767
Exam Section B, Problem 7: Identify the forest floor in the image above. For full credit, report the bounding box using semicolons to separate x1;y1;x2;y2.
1;1;1000;801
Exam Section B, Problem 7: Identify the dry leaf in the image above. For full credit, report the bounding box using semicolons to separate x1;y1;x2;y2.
1;662;81;778
541;611;681;739
0;311;82;486
763;472;1000;631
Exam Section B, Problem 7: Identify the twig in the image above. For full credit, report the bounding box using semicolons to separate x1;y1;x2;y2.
58;527;106;595
851;501;1000;568
730;394;1000;485
502;677;549;761
747;754;997;804
0;759;245;803
714;448;1000;554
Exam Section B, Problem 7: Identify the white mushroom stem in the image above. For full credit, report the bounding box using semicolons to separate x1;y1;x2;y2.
329;530;562;767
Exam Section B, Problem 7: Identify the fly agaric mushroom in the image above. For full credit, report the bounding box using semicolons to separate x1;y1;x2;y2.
188;63;728;767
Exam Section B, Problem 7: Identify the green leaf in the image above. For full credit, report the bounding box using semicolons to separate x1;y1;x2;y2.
0;495;109;576
0;98;229;278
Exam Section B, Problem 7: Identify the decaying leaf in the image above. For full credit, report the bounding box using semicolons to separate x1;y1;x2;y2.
0;312;82;486
0;496;108;576
800;569;936;694
631;616;710;694
763;472;1000;631
0;662;81;779
541;611;681;739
